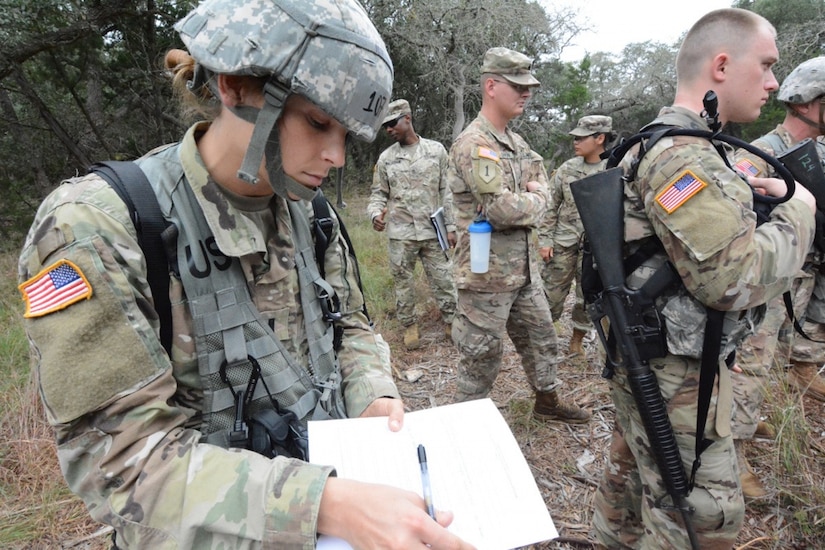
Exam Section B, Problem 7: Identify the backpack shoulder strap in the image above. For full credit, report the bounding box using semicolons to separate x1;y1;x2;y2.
311;190;371;324
90;160;173;355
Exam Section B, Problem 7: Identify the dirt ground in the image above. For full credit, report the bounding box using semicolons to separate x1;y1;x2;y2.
382;299;825;550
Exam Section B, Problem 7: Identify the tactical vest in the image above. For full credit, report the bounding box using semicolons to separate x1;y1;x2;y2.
135;145;346;449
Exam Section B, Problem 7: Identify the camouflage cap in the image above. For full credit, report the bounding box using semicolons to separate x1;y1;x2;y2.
174;0;393;142
382;99;411;125
481;47;540;87
569;115;613;136
778;56;825;105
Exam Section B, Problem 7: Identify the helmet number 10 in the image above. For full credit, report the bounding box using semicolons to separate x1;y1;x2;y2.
363;91;387;117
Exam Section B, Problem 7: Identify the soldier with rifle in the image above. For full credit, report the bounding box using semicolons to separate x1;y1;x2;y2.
573;9;817;549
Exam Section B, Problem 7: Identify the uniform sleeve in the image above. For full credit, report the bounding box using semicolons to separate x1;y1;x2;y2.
366;154;389;221
18;177;333;549
637;137;815;311
437;144;456;232
538;166;565;248
322;207;400;418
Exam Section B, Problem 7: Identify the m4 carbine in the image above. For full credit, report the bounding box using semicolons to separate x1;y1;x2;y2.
570;167;700;550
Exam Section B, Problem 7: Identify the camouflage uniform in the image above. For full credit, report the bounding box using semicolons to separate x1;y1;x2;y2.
18;123;400;549
17;0;401;547
367;130;456;328
446;111;561;400
732;124;820;438
539;155;605;332
592;106;815;549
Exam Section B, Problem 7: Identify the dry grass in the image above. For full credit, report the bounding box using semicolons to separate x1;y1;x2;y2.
1;193;823;548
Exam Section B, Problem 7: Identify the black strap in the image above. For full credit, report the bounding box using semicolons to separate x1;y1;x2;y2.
689;308;724;489
90;161;172;355
784;290;825;344
311;190;372;325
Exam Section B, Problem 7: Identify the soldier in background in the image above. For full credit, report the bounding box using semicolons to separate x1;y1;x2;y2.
16;0;475;548
539;115;614;359
445;46;590;424
731;55;825;499
368;99;457;350
590;9;816;548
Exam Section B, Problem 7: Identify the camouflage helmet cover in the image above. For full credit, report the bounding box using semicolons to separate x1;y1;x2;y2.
777;56;825;105
174;0;393;142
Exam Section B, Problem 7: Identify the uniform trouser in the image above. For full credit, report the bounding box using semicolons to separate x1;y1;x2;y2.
592;355;744;550
452;282;560;401
732;272;812;440
388;238;456;327
541;243;590;332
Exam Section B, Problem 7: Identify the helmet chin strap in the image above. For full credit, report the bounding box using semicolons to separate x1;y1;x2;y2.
235;81;318;202
789;98;825;134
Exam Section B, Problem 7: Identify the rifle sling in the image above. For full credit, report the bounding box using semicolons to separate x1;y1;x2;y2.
690;308;724;490
783;290;825;344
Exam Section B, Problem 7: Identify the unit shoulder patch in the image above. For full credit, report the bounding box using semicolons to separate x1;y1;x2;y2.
655;170;707;214
20;259;93;318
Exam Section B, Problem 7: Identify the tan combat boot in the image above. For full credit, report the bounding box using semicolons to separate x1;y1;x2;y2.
735;441;767;500
787;362;825;402
403;324;421;350
568;328;586;355
533;390;591;424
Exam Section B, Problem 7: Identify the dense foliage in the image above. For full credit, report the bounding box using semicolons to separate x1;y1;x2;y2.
0;0;822;243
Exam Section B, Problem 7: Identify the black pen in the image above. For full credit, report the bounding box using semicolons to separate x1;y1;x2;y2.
417;444;436;519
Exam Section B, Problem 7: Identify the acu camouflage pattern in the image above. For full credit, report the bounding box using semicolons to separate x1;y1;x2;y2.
368;137;454;241
777;56;825;104
18;122;399;549
381;98;411;124
592;106;815;548
446;113;561;400
539;156;607;332
367;136;456;326
175;0;393;142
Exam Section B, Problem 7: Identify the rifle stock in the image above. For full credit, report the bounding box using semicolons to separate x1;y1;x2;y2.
570;168;700;550
570;167;626;290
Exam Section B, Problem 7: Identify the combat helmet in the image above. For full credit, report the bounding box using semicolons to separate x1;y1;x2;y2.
777;56;825;105
174;0;393;200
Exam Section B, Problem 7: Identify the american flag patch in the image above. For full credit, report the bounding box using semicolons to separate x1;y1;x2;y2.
477;147;499;161
734;158;760;177
20;259;93;318
655;170;707;214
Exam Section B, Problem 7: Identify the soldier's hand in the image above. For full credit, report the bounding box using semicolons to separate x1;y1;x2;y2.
360;397;405;432
525;180;543;193
447;231;457;248
372;208;387;231
750;176;816;214
318;478;477;550
539;246;553;261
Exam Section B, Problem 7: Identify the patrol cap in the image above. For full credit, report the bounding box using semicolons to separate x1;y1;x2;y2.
778;56;825;105
481;47;540;87
569;115;613;136
382;99;412;125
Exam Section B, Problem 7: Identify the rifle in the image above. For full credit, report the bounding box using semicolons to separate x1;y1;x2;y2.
778;137;825;208
570;167;700;550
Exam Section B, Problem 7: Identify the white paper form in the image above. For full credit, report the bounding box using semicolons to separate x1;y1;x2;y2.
309;398;558;550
